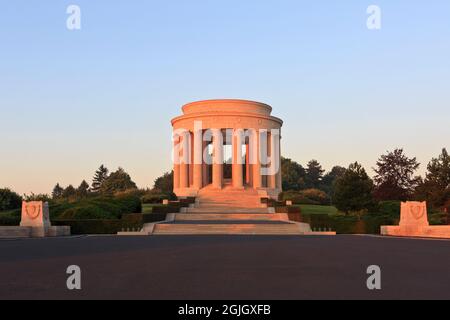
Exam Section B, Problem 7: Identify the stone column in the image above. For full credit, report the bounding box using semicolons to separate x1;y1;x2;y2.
193;128;203;190
251;129;262;189
189;133;194;187
268;132;277;189
246;143;251;186
173;134;180;190
276;133;282;190
180;131;190;189
212;128;223;189
232;129;244;188
202;140;210;186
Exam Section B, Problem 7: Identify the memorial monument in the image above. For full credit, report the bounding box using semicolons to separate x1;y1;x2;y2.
171;99;282;200
381;201;450;239
0;201;70;238
128;99;331;236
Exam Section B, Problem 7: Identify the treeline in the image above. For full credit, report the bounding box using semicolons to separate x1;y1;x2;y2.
1;148;449;217
280;148;450;214
0;164;173;213
51;165;138;201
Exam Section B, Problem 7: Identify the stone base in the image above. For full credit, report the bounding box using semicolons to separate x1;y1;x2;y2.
305;231;337;236
381;225;450;239
0;226;71;239
117;231;150;236
173;188;199;198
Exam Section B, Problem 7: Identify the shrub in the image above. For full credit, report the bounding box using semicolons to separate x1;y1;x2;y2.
50;194;142;220
378;201;401;217
0;188;22;211
279;189;330;205
300;189;330;205
142;194;166;204
141;191;177;204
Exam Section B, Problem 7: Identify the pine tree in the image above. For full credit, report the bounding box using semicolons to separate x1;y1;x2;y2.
91;165;109;193
305;160;325;189
62;185;77;199
77;180;90;198
52;183;64;199
333;162;375;215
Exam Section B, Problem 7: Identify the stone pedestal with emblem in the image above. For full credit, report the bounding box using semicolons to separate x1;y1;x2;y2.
20;201;52;237
381;201;450;239
0;201;70;239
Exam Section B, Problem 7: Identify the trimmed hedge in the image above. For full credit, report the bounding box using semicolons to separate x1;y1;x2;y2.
275;206;302;223
261;198;286;207
0;215;20;226
300;213;396;234
53;219;124;234
53;213;168;235
151;199;195;214
152;205;182;214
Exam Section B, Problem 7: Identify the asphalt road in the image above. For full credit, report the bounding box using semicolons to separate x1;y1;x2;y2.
0;235;449;300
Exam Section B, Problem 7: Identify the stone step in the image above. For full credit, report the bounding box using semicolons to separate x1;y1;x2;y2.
186;207;272;214
174;213;289;222
167;221;290;225
197;205;266;209
0;227;31;238
152;223;308;235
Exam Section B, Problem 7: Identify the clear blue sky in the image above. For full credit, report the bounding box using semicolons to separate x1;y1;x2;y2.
1;1;449;195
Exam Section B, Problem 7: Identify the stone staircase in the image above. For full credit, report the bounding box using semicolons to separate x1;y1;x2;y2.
142;183;312;236
187;184;267;212
151;221;308;235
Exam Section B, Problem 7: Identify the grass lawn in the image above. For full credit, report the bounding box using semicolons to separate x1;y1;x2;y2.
142;203;160;214
296;204;339;216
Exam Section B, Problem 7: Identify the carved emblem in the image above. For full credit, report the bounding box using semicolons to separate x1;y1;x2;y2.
25;204;41;220
410;205;425;220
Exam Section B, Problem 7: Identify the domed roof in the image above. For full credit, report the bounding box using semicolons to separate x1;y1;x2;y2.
182;99;273;116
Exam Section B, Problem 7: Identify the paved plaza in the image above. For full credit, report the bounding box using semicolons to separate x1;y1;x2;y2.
1;235;449;300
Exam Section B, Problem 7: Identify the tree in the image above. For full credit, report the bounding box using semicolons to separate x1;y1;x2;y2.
52;183;64;199
305;160;325;189
281;157;306;191
373;149;421;201
76;180;90;198
100;167;137;194
62;185;77;199
0;188;22;211
91;165;109;193
333;162;375;215
23;193;51;202
153;171;174;194
321;166;347;196
415;148;450;207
